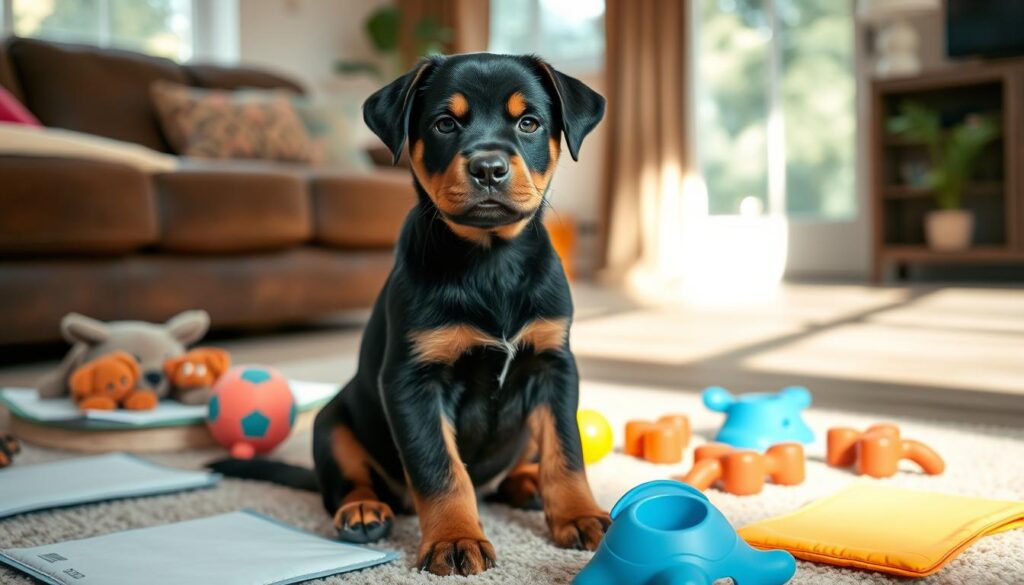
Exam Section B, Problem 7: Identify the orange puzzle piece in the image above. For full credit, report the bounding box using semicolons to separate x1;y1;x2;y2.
624;415;690;463
826;423;944;478
679;442;805;495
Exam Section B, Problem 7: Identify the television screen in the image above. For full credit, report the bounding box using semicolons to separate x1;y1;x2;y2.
947;0;1024;59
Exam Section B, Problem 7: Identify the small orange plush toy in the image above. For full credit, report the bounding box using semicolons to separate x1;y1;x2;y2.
164;347;231;391
69;351;159;411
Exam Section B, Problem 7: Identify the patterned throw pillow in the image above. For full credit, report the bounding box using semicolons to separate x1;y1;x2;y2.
289;96;372;171
150;81;315;163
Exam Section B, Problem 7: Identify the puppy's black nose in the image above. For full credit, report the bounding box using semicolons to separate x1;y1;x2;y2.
467;152;509;187
144;371;163;386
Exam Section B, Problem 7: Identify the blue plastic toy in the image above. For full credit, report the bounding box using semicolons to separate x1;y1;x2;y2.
703;386;814;451
574;480;795;585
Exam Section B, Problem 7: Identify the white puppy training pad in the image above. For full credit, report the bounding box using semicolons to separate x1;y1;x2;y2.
0;453;219;519
0;510;397;585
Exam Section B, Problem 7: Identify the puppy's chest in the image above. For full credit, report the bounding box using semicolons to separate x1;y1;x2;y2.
408;317;569;377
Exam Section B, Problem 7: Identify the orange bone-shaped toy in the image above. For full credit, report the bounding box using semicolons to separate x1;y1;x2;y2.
826;423;944;478
624;415;691;463
679;442;805;495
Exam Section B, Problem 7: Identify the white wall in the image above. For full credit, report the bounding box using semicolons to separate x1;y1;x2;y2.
236;0;387;94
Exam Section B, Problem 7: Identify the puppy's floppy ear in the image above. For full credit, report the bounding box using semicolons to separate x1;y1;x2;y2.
363;57;442;165
533;58;606;161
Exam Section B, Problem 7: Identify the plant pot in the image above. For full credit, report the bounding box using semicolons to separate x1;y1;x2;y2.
925;210;974;251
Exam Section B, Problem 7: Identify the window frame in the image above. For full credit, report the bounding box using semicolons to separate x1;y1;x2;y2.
0;0;239;64
489;0;605;76
691;0;859;223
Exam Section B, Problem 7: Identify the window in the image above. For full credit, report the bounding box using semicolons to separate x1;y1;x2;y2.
2;0;193;61
489;0;605;73
695;0;855;219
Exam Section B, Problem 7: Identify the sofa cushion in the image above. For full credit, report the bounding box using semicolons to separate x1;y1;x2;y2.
0;157;157;255
154;169;311;253
310;170;415;248
6;37;188;152
0;38;24;103
184;64;305;94
0;123;177;172
151;81;316;163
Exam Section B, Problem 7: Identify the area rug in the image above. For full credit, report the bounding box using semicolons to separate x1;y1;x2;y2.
2;381;1022;584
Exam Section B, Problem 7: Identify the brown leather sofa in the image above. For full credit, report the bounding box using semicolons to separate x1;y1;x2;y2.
0;37;415;345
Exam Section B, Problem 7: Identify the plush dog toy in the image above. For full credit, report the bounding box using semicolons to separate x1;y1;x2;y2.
37;310;226;407
164;348;231;393
69;350;159;410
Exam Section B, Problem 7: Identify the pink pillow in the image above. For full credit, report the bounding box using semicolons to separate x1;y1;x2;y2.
0;87;41;126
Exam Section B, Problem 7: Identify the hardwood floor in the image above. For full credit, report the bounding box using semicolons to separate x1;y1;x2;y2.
1;283;1022;426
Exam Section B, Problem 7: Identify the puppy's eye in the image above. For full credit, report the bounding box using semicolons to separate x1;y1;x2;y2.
517;117;540;133
434;116;457;134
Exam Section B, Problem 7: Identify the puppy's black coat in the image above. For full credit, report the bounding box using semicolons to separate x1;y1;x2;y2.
213;53;606;577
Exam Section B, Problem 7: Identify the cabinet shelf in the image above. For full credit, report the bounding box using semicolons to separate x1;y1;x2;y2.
882;182;1004;199
871;62;1023;283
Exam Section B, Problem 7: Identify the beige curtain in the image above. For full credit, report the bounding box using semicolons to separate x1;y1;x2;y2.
601;0;690;278
397;0;490;67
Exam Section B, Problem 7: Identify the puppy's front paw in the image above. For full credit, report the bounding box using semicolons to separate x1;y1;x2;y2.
419;537;496;576
334;500;394;544
549;512;611;551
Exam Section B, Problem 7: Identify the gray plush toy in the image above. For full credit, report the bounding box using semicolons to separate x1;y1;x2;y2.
37;310;213;405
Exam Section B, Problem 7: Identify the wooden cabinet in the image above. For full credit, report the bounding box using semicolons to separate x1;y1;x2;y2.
871;61;1024;282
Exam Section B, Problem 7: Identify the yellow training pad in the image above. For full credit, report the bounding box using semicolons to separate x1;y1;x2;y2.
738;483;1024;578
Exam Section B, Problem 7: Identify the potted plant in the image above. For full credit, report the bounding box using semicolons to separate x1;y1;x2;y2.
887;102;1000;251
335;6;452;81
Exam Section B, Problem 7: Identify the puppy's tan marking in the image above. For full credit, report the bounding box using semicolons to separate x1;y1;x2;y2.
331;426;394;530
530;138;561;193
410;318;568;365
493;218;531;241
411;418;495;575
410;324;502;364
530;405;609;551
507;91;527;117
411;140;471;216
449;92;469;117
516;317;569;353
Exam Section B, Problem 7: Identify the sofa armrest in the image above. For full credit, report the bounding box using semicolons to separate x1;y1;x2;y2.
310;170;416;249
0;155;157;255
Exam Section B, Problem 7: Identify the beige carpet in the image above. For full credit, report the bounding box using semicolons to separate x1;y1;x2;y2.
2;381;1022;584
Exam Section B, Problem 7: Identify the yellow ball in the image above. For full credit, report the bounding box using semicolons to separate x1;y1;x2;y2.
577;409;614;464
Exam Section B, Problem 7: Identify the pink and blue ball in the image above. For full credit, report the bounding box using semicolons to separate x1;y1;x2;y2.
206;365;296;459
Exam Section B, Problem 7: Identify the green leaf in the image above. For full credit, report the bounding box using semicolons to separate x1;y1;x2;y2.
366;6;401;53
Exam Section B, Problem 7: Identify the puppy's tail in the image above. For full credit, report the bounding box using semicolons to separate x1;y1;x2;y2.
207;458;318;492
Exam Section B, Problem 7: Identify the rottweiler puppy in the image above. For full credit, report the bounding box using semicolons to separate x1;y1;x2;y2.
217;53;606;577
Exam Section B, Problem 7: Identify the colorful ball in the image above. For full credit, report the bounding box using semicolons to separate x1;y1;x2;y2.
577;409;614;464
206;365;296;459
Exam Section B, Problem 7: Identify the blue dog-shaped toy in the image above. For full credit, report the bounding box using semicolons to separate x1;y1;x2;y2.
574;480;795;585
704;386;814;451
